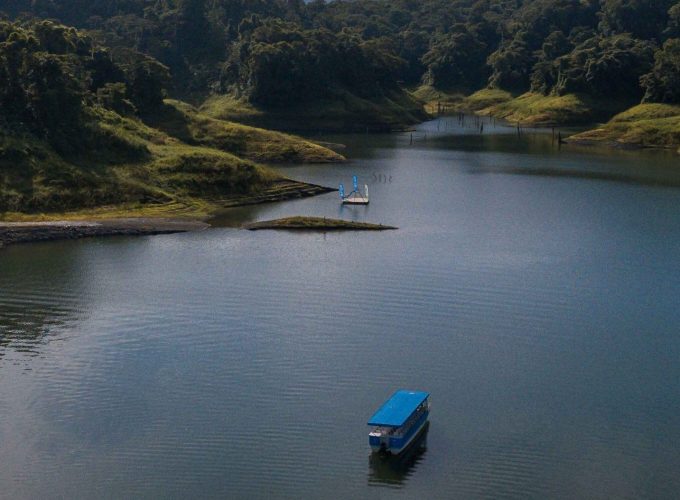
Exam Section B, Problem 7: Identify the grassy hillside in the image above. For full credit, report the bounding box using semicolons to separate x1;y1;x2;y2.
473;92;628;126
567;104;680;149
413;87;514;115
416;88;628;127
144;100;345;163
460;89;514;112
200;89;426;133
411;86;465;114
0;104;342;220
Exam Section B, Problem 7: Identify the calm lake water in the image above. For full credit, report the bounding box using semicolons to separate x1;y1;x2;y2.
2;119;680;499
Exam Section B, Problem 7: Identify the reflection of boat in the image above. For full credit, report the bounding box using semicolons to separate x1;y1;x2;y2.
368;390;430;455
339;176;369;205
368;421;429;487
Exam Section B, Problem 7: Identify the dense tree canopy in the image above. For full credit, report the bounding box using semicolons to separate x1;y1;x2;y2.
0;19;167;153
642;38;680;103
221;17;405;105
2;0;680;107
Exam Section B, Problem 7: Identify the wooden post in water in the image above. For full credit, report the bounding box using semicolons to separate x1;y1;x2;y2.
410;133;413;145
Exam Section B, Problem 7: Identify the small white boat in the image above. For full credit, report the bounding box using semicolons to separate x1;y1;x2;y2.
368;390;430;455
340;176;369;205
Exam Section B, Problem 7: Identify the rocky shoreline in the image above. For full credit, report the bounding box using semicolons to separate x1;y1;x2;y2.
218;180;335;207
0;180;338;249
0;219;210;249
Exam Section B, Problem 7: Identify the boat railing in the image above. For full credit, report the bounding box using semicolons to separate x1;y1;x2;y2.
371;426;398;436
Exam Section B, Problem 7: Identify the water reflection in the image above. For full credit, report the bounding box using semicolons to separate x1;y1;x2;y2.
0;301;76;358
0;242;83;360
208;204;271;227
474;166;680;189
368;422;430;488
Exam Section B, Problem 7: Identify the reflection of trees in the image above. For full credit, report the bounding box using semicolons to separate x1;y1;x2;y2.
368;422;430;488
0;244;83;359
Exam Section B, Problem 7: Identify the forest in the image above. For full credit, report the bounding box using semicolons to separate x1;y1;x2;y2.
2;0;679;109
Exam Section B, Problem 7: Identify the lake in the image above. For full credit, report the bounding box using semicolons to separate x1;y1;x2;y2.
2;118;680;499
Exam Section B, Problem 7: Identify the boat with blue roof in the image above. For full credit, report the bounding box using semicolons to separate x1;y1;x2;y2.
368;390;430;455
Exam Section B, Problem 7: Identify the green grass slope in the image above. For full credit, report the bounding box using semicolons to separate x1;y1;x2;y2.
461;89;514;112
0;102;341;220
413;87;514;115
413;88;625;127
478;92;627;126
145;100;345;163
200;89;427;133
567;104;680;149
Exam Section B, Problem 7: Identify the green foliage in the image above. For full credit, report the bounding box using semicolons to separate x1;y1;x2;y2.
481;92;627;125
144;99;344;163
5;0;680;111
461;88;514;110
201;88;426;133
221;17;406;107
3;0;680;138
97;83;137;116
488;35;536;91
0;18;345;216
126;58;171;114
536;34;656;101
668;3;680;38
0;20;87;153
151;150;261;197
0;19;172;154
642;39;680;104
600;0;676;40
423;30;490;91
568;103;680;147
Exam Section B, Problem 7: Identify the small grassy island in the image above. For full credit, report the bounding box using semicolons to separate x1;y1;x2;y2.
243;217;398;231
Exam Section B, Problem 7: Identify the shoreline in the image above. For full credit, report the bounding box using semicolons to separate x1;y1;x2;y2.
0;218;210;249
423;91;680;153
0;180;336;249
243;217;397;231
217;179;335;208
432;107;680;152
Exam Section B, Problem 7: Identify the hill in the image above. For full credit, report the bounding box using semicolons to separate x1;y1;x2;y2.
3;1;680;146
0;20;343;220
567;104;680;149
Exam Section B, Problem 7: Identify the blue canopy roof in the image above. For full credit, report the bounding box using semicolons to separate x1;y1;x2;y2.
367;390;429;427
